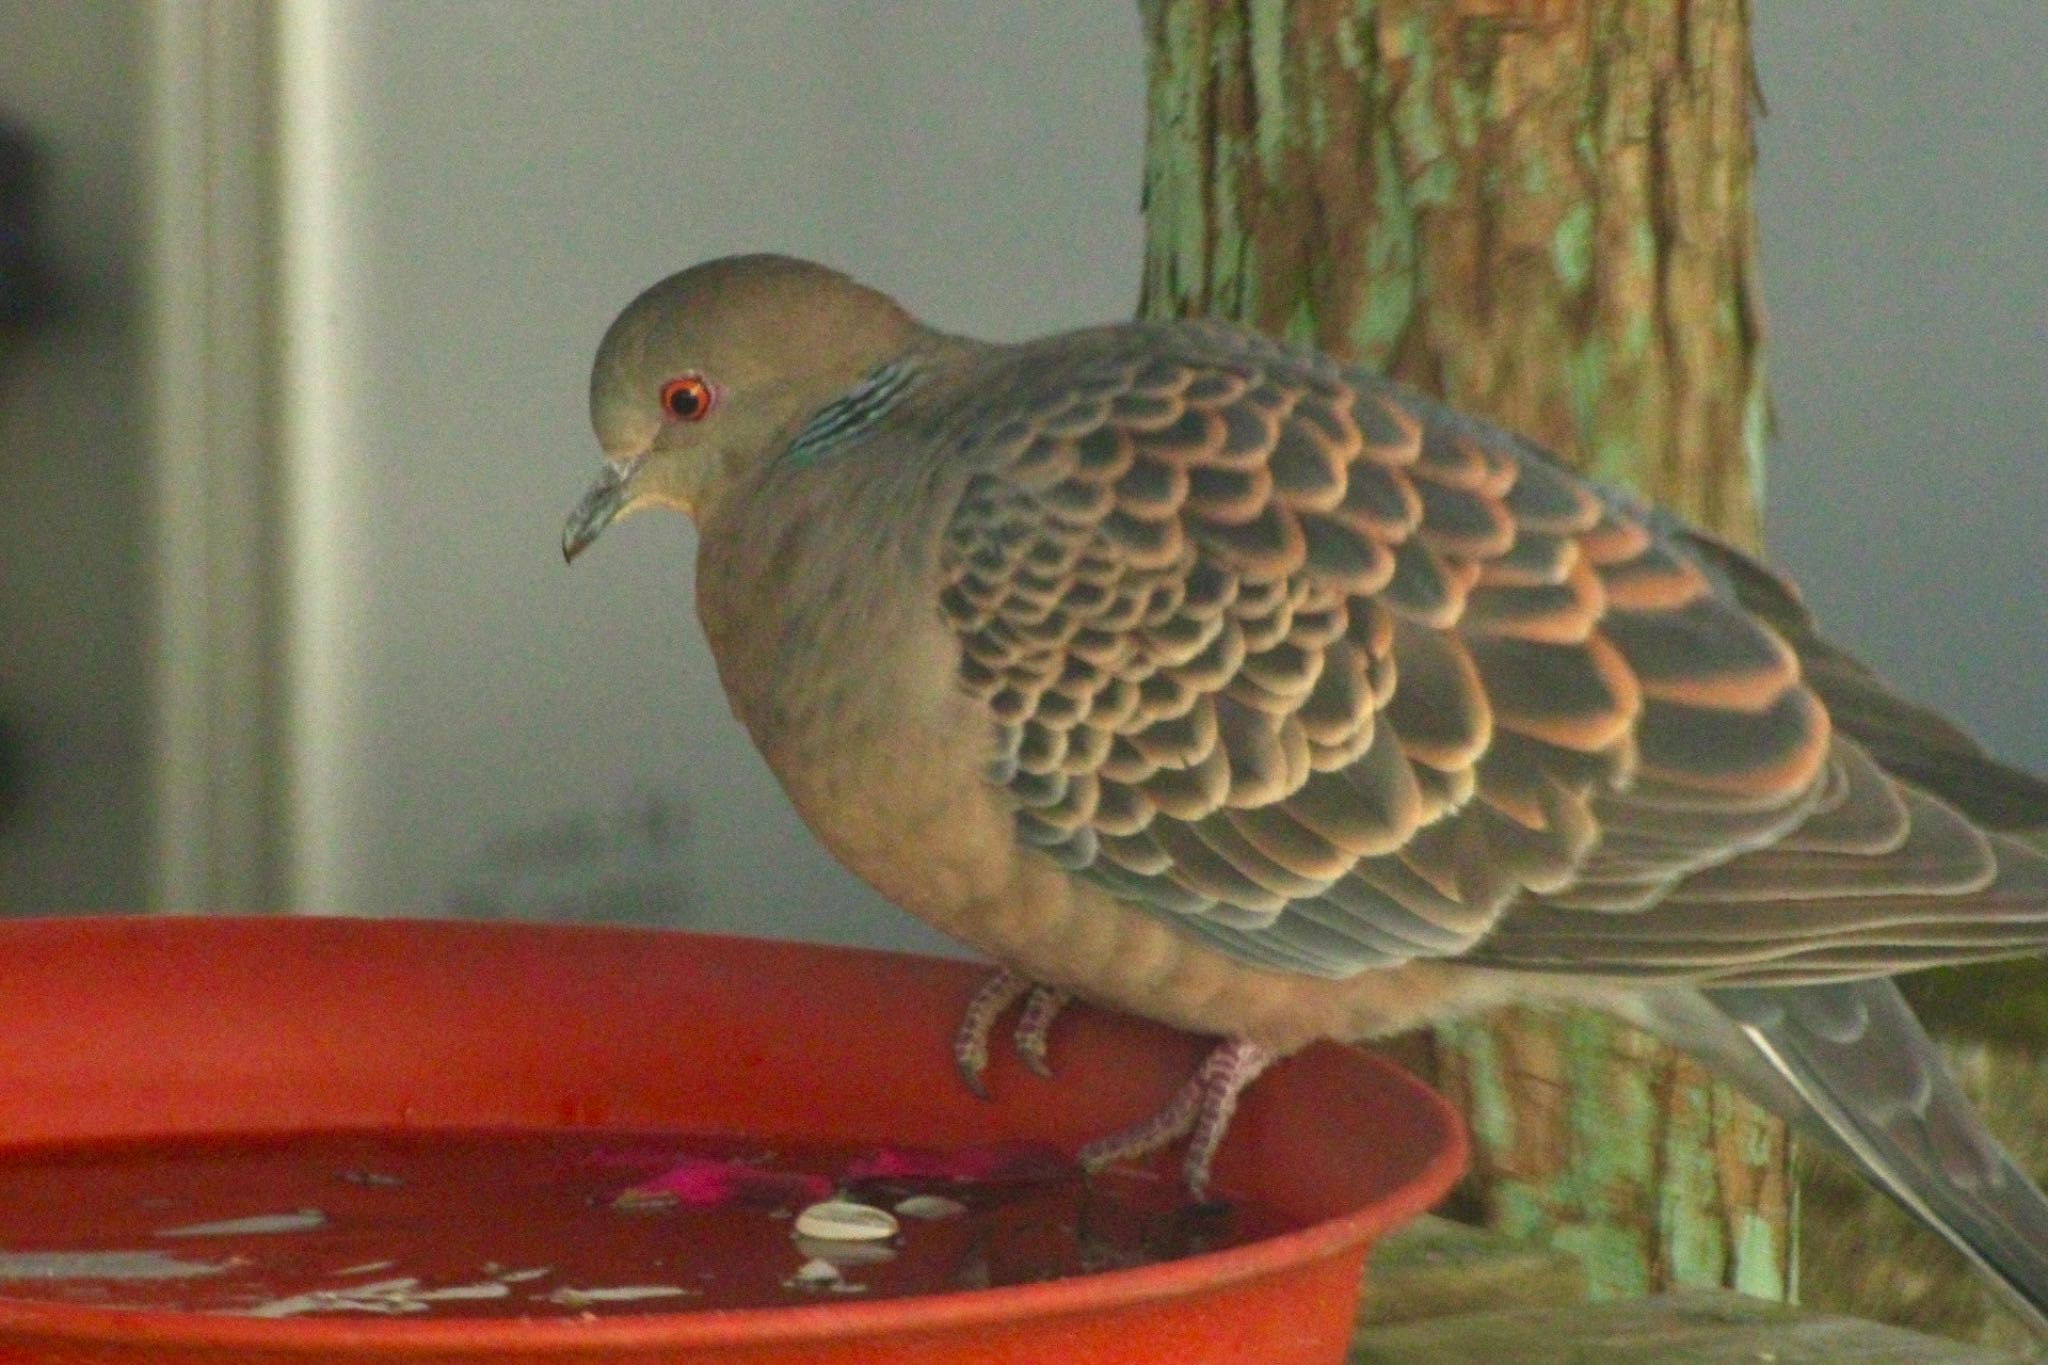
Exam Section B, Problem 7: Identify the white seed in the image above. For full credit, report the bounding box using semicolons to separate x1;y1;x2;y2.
544;1285;695;1306
893;1194;967;1221
332;1261;398;1277
157;1209;327;1238
793;1199;899;1243
788;1258;842;1287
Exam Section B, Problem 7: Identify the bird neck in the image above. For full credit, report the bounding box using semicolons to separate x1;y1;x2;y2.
693;435;960;751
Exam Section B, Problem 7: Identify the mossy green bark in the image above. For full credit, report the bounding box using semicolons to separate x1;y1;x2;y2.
1139;0;1788;1302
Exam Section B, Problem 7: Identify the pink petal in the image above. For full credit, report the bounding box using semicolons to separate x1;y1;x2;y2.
616;1156;833;1208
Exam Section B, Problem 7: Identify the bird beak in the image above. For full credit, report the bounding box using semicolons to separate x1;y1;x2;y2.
562;457;638;562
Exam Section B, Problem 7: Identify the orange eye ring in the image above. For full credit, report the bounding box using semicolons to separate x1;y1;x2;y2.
659;375;715;422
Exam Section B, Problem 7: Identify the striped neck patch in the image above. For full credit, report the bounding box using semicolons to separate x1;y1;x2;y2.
785;361;919;465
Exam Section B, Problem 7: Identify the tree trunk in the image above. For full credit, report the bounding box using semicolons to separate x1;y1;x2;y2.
1139;0;1792;1301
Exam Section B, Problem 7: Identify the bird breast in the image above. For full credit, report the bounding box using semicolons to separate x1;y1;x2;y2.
694;444;999;861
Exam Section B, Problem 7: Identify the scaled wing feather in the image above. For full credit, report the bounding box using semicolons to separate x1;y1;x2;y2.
932;323;2048;984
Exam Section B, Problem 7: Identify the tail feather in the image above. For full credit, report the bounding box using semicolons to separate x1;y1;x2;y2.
1634;979;2048;1334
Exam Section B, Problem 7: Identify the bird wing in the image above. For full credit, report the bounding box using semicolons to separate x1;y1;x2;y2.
935;320;2048;984
1679;526;2048;831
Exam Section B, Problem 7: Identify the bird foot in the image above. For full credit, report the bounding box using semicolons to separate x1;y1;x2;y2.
1077;1037;1275;1200
1013;978;1070;1078
951;974;1273;1198
953;968;1072;1097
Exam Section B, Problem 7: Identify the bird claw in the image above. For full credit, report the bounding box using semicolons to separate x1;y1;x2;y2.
953;970;1071;1096
1013;983;1070;1078
1077;1038;1275;1200
952;975;1273;1199
953;969;1031;1097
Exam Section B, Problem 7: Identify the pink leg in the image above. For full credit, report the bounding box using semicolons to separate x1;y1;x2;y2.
953;969;1034;1098
1176;1039;1276;1198
955;970;1076;1095
1013;984;1072;1078
1077;1038;1275;1199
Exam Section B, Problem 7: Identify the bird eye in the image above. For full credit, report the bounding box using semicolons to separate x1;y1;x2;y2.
659;375;715;422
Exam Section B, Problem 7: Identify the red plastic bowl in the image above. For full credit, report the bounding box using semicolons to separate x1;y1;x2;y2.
0;916;1463;1363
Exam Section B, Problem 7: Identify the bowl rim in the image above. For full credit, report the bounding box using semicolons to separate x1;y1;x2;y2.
0;915;1468;1352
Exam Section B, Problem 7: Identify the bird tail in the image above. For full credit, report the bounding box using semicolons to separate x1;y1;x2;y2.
1634;978;2048;1334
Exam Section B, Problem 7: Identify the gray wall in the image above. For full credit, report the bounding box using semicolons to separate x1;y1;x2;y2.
291;2;1147;952
0;1;152;910
1753;4;2047;777
2;4;2040;937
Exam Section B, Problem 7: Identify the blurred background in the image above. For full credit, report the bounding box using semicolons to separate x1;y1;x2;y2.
2;2;2042;953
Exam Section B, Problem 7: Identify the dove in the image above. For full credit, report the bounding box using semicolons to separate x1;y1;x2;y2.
564;254;2048;1326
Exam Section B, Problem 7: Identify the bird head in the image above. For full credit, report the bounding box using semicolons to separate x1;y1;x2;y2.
563;253;917;560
